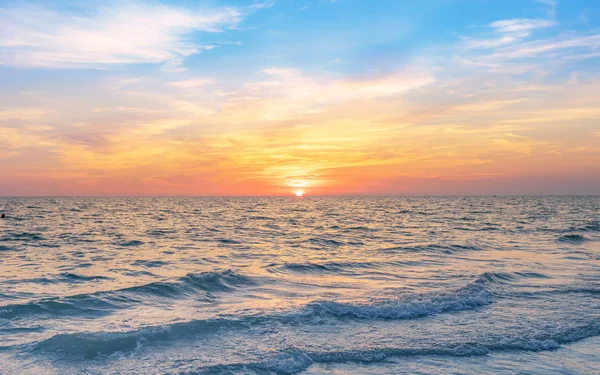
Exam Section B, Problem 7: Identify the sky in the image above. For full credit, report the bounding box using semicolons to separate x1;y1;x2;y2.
0;0;599;196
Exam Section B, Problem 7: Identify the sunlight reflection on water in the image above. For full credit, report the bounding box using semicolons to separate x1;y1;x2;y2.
0;196;598;374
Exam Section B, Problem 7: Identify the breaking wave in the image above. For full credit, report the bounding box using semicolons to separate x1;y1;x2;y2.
25;273;504;359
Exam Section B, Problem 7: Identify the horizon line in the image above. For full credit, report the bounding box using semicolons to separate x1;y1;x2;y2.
1;194;599;198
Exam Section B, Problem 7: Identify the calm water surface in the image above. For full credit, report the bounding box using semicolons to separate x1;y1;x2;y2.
0;197;599;374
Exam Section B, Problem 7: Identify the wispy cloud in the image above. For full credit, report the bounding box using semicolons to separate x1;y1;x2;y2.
455;3;600;76
491;19;555;34
0;107;54;120
467;18;556;49
167;78;217;88
0;1;243;68
537;0;558;19
458;32;600;76
239;67;434;120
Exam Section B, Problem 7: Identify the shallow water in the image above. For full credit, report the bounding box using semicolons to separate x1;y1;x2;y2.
0;196;598;374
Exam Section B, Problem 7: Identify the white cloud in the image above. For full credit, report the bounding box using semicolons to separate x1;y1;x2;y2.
490;19;555;34
467;18;556;49
257;67;435;101
235;67;434;120
503;34;600;58
466;33;600;72
0;1;243;68
455;10;600;75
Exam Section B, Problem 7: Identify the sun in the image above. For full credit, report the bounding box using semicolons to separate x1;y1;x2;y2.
295;190;304;197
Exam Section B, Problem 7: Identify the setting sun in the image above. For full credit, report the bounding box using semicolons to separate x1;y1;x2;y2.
295;190;304;197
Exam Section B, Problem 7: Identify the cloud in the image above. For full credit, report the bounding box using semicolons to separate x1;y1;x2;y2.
537;0;558;19
490;19;555;34
113;78;144;89
167;78;217;88
238;67;434;120
3;65;600;195
467;18;556;49
92;107;162;114
460;33;600;75
0;107;54;120
498;34;600;59
0;1;243;68
456;10;599;75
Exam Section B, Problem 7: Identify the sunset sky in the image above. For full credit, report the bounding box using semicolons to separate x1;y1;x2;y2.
1;0;599;196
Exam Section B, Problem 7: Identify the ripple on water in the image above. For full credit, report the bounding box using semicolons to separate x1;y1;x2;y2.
0;196;599;374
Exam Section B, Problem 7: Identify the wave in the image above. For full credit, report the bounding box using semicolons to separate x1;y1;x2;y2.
122;271;247;297
381;243;481;254
305;272;500;320
30;317;254;359
474;271;517;284
562;220;600;233
285;323;598;373
49;322;600;374
0;270;253;320
3;273;110;285
0;298;123;320
247;215;276;221
469;270;556;290
180;322;600;375
215;238;242;244
550;286;600;296
146;229;177;237
583;220;600;231
117;240;144;247
305;322;600;367
26;275;500;359
0;232;45;242
306;294;490;320
302;238;343;247
557;234;590;243
132;260;168;268
16;271;589;364
59;273;111;282
270;260;424;275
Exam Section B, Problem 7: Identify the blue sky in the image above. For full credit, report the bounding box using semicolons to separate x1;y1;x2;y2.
0;0;599;195
2;0;598;81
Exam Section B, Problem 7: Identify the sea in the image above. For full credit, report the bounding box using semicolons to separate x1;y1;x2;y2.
0;196;599;375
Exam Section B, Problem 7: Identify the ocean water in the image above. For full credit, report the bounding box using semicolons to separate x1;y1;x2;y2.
0;196;599;375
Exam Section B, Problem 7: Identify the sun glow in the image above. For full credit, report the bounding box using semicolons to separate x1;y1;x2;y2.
295;190;304;197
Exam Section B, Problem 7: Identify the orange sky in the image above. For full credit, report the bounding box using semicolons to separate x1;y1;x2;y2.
1;1;599;195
